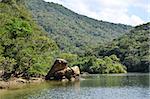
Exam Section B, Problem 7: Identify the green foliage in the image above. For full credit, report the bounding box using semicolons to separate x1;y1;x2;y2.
73;55;127;74
0;57;16;73
91;23;150;72
102;56;127;73
6;18;32;38
24;0;132;54
0;57;17;80
59;53;77;66
0;1;59;79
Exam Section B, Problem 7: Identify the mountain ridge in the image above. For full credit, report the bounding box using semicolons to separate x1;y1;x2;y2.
24;0;132;54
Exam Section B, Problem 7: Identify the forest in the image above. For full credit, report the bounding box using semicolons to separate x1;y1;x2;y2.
24;0;132;54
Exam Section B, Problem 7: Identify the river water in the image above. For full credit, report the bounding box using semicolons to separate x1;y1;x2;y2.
0;73;149;99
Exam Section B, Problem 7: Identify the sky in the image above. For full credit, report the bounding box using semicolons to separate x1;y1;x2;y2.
44;0;149;26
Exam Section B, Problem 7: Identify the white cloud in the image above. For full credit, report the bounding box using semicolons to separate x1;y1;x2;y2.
147;4;150;13
44;0;148;26
130;15;145;25
98;8;144;26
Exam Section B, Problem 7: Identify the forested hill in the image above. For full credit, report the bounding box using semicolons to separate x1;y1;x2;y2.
0;0;59;79
24;0;132;54
91;23;150;72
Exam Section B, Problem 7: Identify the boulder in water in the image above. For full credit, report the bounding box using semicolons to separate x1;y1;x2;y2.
45;59;80;81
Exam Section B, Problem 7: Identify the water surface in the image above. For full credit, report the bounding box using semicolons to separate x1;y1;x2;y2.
0;73;149;99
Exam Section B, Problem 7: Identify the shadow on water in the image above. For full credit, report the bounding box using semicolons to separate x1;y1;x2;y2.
0;73;149;99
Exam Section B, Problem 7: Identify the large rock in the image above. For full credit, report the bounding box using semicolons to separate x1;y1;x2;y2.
71;66;80;76
54;66;80;81
45;59;80;81
64;67;74;81
53;68;68;80
45;58;68;80
71;66;80;80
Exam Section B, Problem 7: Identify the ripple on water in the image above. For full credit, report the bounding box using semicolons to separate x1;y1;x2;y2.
28;86;150;99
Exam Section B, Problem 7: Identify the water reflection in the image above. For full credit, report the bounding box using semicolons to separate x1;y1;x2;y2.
0;73;149;99
81;73;149;87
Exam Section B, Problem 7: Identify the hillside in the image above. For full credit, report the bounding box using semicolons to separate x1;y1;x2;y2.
0;0;129;81
24;0;132;54
0;0;59;80
91;23;150;72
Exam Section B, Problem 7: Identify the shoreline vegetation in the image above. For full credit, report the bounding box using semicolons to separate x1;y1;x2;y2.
0;0;149;90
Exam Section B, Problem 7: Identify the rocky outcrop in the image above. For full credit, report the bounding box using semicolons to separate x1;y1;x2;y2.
45;58;68;80
45;59;80;81
71;66;80;76
0;77;44;89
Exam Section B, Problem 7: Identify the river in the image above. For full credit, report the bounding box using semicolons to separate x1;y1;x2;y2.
0;73;149;99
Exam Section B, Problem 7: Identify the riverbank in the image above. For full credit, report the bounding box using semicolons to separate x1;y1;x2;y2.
0;77;44;89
